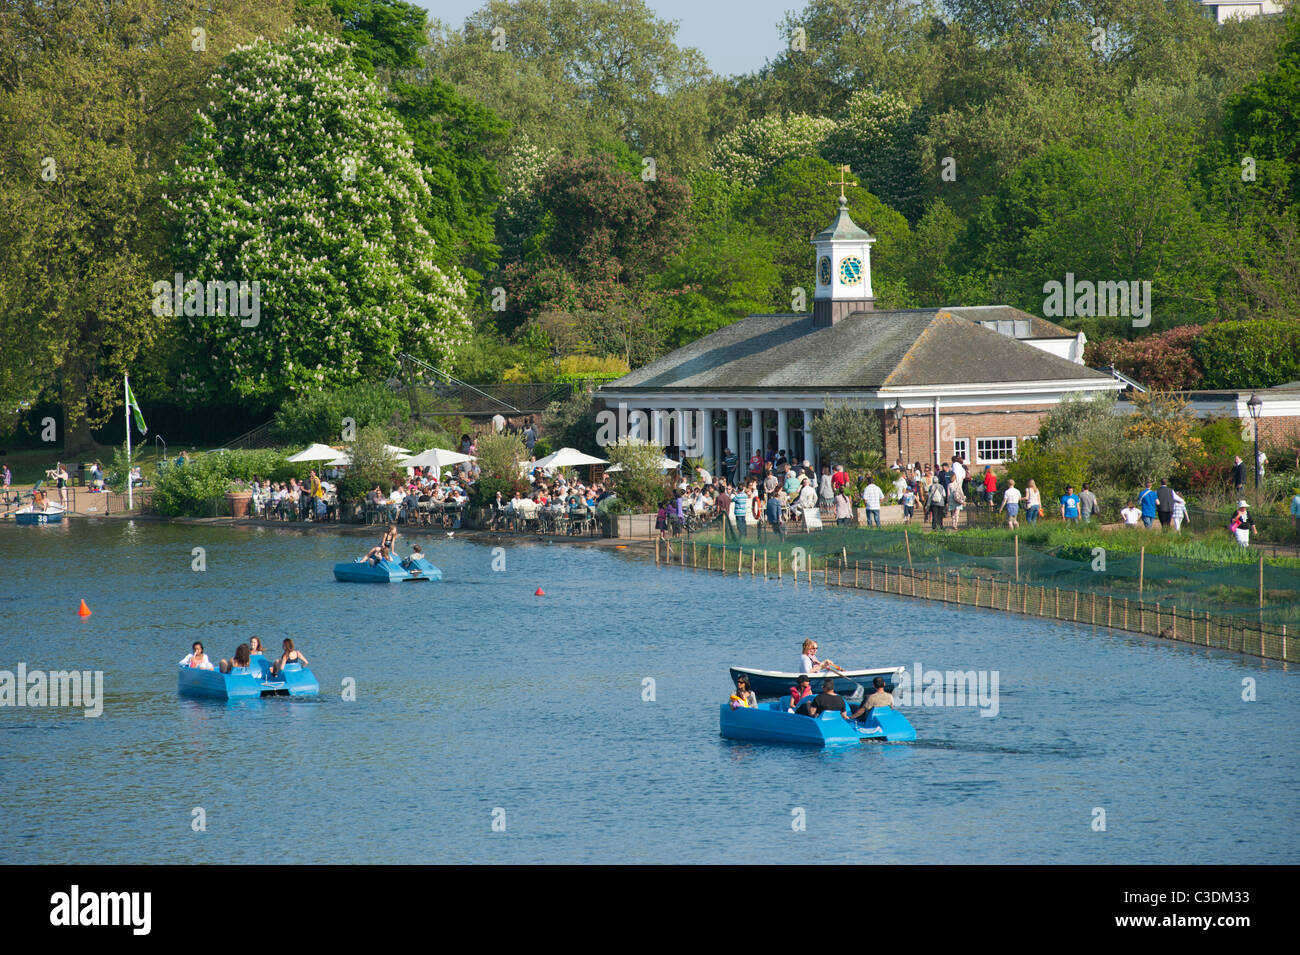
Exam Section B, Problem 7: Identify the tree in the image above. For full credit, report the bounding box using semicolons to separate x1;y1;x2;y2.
317;0;428;71
542;388;602;456
707;113;836;188
809;401;882;468
0;0;300;448
426;0;716;170
604;437;670;510
821;89;926;221
163;27;471;405
1222;11;1300;207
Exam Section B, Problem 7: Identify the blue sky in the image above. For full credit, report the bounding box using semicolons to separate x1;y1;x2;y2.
421;0;803;77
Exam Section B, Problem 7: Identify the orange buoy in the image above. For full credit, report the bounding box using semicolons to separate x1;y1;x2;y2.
534;588;545;596
78;599;92;618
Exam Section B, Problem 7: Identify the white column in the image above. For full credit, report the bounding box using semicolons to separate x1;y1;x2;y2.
628;406;644;440
750;408;763;469
697;408;713;470
777;408;790;459
652;409;665;446
803;408;817;468
726;409;739;462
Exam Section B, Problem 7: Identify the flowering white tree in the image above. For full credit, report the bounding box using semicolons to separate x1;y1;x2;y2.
164;27;470;403
707;113;836;188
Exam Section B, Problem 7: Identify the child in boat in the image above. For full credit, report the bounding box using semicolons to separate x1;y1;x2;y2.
729;675;757;709
180;642;214;670
270;638;308;675
219;643;251;673
401;545;424;569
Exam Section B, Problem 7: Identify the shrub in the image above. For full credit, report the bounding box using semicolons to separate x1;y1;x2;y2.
148;448;289;516
475;430;527;482
272;383;406;446
604;437;671;511
809;401;882;467
1193;319;1300;389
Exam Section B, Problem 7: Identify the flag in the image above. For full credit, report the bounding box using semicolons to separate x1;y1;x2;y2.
125;377;147;435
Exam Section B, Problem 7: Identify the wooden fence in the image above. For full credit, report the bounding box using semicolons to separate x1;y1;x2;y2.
655;538;1292;663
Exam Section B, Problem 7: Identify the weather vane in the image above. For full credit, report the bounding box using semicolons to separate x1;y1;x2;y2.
827;164;858;199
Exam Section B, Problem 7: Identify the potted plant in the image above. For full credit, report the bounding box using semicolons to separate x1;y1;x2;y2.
225;480;254;518
596;495;624;538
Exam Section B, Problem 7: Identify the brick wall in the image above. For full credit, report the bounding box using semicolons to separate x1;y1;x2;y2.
885;405;1055;469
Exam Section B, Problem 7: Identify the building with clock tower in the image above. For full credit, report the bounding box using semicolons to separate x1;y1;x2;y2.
812;193;876;327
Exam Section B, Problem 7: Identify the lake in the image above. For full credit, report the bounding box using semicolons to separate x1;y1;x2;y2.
1;520;1295;864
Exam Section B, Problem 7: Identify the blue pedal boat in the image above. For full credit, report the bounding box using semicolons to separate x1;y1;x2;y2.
333;554;442;583
720;700;916;746
178;654;319;700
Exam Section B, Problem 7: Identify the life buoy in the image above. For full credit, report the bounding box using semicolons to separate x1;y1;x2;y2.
729;694;750;709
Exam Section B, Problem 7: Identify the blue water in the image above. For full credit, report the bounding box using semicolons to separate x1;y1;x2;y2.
0;520;1296;864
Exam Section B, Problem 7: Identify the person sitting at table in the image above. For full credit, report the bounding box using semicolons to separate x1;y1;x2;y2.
180;641;214;670
219;643;252;673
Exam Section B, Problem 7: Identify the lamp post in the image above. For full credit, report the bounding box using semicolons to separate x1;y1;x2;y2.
1247;393;1262;490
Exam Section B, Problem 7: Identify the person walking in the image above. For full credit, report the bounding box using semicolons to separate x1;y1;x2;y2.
1025;479;1041;524
1137;482;1158;529
981;466;996;508
1078;483;1099;523
927;479;947;530
1171;489;1190;532
1155;479;1174;531
1060;485;1081;523
1290;487;1300;544
1001;479;1021;529
861;477;883;527
1230;501;1255;548
1231;455;1246;495
732;482;750;539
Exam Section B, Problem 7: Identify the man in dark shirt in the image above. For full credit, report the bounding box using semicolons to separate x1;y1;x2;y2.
807;678;846;717
1156;479;1175;529
1232;455;1246;493
938;462;952;489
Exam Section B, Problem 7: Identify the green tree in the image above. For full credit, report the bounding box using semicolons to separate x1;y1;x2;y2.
163;27;471;405
809;401;882;468
0;0;300;449
316;0;428;71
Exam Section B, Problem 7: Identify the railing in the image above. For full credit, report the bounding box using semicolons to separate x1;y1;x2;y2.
220;420;277;450
654;541;1294;663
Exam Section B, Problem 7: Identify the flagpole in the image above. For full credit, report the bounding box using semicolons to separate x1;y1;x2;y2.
125;374;133;511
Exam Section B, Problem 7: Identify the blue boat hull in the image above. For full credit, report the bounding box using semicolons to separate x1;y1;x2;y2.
333;555;443;583
178;656;318;700
719;700;916;746
15;511;64;525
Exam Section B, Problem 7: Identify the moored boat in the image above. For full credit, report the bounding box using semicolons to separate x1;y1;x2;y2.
13;506;65;525
178;655;319;700
719;700;916;746
729;665;904;698
333;554;442;583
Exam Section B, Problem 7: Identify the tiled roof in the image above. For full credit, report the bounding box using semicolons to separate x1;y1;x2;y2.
602;308;1112;392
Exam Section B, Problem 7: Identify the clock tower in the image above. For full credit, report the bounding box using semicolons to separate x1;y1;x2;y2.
811;189;876;327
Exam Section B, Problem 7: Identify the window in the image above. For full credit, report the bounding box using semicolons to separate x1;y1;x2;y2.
977;437;1017;464
953;438;969;461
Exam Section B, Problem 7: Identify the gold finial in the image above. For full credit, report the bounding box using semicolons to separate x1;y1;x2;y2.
827;164;858;200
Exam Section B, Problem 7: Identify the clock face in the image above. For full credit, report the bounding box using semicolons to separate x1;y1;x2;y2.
818;256;832;286
839;256;863;285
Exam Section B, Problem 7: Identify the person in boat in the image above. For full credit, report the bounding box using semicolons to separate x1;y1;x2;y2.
248;636;266;657
380;523;399;553
401;545;425;570
807;678;846;719
219;643;252;674
848;677;894;721
789;674;814;714
729;675;757;709
180;642;214;670
799;639;836;675
271;638;308;675
362;545;391;566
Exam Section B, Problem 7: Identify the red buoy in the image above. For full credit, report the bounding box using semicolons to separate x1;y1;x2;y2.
534;588;545;596
78;599;92;618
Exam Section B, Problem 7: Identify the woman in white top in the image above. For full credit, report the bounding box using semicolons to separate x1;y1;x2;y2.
799;639;836;674
1171;492;1190;531
1025;480;1041;524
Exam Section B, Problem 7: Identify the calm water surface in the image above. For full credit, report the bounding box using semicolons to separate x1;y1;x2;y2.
0;521;1295;864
